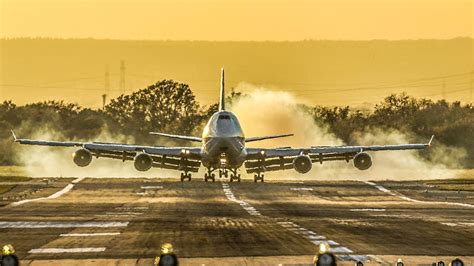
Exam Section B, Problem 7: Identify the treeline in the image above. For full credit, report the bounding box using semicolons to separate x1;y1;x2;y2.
0;80;473;167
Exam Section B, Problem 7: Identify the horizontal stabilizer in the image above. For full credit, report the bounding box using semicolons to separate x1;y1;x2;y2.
245;133;293;143
149;132;202;142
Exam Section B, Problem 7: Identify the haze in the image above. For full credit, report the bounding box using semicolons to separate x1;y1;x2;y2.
0;0;473;40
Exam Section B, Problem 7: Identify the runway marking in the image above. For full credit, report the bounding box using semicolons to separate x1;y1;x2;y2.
442;222;474;227
338;255;368;261
0;221;129;228
290;187;313;191
60;232;120;237
115;206;149;210
221;183;261;216
105;212;143;215
140;186;163;189
29;247;106;253
311;240;339;246
363;181;474;208
10;177;85;206
350;208;386;212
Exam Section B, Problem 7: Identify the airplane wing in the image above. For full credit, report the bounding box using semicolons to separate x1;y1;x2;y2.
245;133;294;142
149;132;202;142
12;131;202;172
244;135;434;173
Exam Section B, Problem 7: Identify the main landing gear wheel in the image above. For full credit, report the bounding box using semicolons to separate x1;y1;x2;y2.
180;172;192;182
219;170;229;178
204;173;216;182
254;174;264;183
229;174;241;183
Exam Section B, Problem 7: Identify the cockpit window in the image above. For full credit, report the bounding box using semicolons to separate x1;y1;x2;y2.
219;115;231;120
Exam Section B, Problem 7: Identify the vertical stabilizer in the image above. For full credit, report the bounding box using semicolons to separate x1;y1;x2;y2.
219;68;225;111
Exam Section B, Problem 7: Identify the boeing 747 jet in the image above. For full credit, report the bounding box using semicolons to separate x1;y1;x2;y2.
12;69;433;182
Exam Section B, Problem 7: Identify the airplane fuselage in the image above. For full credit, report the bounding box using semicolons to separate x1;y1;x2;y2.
201;111;247;169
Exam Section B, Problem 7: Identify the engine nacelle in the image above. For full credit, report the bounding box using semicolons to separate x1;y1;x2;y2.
72;148;92;167
353;152;372;170
134;153;153;172
293;155;312;174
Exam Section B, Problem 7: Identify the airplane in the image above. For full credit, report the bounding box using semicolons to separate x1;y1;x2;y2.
11;68;434;183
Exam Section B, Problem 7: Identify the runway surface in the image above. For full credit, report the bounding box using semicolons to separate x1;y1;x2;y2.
0;176;473;265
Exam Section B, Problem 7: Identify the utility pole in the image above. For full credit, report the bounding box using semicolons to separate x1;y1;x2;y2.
102;65;110;110
119;60;126;95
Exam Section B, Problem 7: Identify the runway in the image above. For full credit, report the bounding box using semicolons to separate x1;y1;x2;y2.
0;176;473;265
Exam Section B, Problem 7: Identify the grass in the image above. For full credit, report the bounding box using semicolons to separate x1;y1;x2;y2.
0;185;15;195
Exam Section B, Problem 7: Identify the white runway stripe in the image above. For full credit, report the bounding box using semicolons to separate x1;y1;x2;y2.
29;247;106;253
60;232;120;237
10;177;85;206
350;208;386;212
331;247;353;253
363;181;474;208
290;187;313;191
140;186;163;189
0;221;129;228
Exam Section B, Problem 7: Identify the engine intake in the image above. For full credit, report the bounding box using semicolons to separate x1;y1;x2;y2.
72;149;92;167
293;155;312;174
134;153;153;172
353;152;372;170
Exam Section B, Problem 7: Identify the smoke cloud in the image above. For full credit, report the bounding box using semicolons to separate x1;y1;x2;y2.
229;83;467;181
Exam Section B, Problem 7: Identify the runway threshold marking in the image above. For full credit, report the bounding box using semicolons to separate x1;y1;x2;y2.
10;177;86;206
28;248;106;253
363;181;474;208
0;221;129;228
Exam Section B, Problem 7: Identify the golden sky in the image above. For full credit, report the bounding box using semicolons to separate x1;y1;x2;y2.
0;0;472;40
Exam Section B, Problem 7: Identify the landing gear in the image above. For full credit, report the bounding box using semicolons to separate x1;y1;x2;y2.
254;173;264;183
204;168;216;182
219;170;229;179
180;172;191;182
229;173;241;182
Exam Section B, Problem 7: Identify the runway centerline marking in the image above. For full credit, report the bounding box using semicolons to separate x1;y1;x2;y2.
10;177;86;207
0;221;129;228
221;183;261;216
221;184;368;260
29;248;106;253
363;181;474;208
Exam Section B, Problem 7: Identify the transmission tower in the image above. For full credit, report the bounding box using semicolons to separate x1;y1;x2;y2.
119;60;126;94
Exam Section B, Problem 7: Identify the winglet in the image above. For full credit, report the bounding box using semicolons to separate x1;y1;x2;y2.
428;135;435;147
219;67;225;111
11;130;17;142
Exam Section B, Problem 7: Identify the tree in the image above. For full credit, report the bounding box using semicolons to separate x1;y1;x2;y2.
105;80;203;140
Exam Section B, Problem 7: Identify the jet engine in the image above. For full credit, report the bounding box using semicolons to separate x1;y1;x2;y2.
353;152;372;170
134;153;153;172
293;155;312;174
72;148;92;167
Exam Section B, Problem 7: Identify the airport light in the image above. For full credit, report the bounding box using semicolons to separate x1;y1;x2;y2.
1;244;19;266
396;258;404;266
313;243;336;266
154;243;178;266
450;258;464;266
